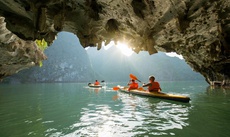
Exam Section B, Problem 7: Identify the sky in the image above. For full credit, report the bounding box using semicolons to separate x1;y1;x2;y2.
85;41;184;60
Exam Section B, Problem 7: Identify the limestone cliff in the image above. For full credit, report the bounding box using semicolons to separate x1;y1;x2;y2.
0;0;229;85
4;32;96;83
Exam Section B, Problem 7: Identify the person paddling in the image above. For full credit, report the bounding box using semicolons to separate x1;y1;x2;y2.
94;80;100;85
142;76;161;92
127;79;138;91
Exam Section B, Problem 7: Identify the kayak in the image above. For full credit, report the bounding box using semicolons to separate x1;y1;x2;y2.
88;83;102;88
118;87;190;103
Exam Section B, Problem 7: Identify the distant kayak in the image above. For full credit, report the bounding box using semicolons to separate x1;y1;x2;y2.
118;87;190;103
88;83;102;88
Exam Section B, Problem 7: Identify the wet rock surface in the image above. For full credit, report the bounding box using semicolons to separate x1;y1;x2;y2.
0;0;229;85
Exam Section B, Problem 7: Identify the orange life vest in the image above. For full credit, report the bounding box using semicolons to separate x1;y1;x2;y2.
128;82;138;90
94;81;100;85
148;81;161;92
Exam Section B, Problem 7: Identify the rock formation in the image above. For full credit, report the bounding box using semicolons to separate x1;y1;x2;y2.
0;0;229;85
3;32;96;83
0;16;46;79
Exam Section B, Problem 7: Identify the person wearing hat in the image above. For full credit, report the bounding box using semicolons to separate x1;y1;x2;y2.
127;79;138;91
142;76;161;92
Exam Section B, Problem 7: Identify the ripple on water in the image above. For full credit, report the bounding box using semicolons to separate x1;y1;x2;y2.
60;94;191;137
1;82;228;137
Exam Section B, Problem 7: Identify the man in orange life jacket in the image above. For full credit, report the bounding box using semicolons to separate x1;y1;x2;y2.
94;80;100;85
142;76;161;92
128;79;138;91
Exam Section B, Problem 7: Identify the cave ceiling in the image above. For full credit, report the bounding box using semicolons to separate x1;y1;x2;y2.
0;0;230;85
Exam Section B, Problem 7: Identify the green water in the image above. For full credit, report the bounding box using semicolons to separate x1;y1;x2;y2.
0;81;230;137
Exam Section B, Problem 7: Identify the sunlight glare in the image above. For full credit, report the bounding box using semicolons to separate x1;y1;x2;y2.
165;52;184;60
104;41;114;50
116;42;134;56
85;40;134;56
84;47;90;50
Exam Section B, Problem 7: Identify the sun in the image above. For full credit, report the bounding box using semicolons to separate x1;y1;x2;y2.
116;42;134;56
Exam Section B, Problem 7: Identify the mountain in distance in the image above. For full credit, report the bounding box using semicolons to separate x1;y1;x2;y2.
86;45;204;82
4;32;97;83
86;46;140;82
3;32;204;83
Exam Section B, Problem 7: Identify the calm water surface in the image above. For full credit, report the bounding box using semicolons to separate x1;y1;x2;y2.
0;81;230;137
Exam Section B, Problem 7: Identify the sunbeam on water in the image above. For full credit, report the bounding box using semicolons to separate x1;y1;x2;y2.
59;89;191;137
63;99;190;137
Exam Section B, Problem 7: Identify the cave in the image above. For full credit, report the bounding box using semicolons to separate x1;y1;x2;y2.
0;0;229;86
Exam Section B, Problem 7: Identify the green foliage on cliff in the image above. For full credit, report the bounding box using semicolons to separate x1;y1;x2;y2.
36;39;48;51
35;39;48;67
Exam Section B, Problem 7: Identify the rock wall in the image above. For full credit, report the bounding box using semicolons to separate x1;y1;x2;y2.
0;17;46;79
0;0;229;85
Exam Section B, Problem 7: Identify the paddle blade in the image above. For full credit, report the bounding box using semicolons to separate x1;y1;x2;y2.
130;74;142;83
130;74;137;80
113;87;120;91
101;80;105;82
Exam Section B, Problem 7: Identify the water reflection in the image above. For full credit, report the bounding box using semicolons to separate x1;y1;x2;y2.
206;86;230;95
2;82;230;137
86;84;109;94
0;83;193;136
64;92;191;136
88;87;101;94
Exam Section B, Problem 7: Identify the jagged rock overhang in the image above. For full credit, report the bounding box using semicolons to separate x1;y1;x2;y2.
0;0;229;85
